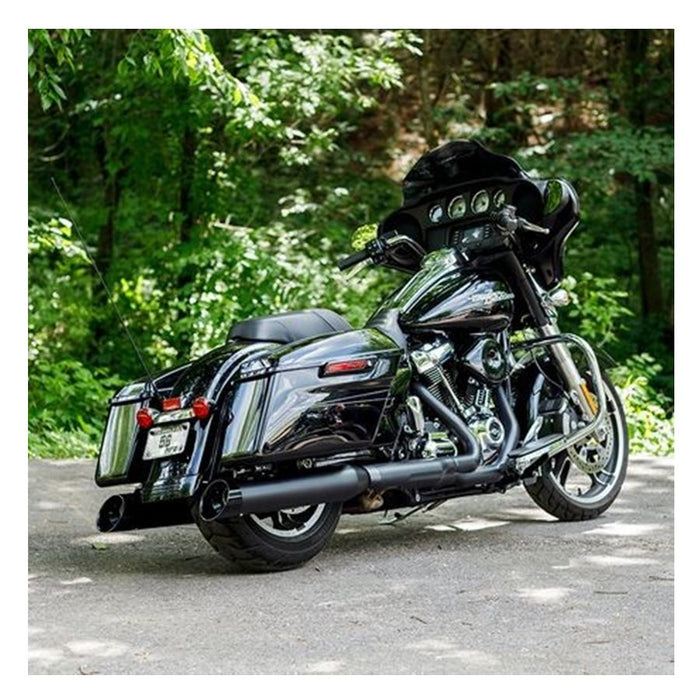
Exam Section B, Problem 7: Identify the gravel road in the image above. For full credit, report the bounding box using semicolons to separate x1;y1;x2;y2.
28;455;674;675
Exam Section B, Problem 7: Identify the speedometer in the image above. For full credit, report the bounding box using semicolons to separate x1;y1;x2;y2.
471;189;490;214
448;195;467;219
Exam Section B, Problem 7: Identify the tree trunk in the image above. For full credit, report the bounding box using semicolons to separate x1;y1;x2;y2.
178;84;198;244
623;30;665;320
90;129;125;355
481;31;525;146
635;179;664;317
418;30;438;149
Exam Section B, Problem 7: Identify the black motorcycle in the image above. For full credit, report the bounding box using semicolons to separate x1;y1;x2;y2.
95;140;628;571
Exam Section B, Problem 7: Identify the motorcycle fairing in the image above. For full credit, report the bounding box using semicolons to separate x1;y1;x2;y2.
401;140;530;206
377;140;580;290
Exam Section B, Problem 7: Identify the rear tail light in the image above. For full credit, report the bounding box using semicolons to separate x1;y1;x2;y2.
136;408;155;429
192;396;211;420
322;359;372;376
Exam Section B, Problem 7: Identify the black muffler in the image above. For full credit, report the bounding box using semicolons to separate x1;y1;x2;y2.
97;493;194;532
199;451;485;523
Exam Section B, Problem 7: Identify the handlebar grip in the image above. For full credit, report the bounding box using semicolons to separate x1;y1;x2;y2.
338;248;370;271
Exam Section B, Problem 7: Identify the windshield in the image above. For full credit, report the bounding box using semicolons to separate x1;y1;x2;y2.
402;140;530;206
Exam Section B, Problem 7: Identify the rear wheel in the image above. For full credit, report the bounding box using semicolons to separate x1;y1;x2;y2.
196;502;342;572
524;372;628;521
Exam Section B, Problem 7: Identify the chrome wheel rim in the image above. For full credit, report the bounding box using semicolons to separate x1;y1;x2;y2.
547;387;626;506
248;504;326;539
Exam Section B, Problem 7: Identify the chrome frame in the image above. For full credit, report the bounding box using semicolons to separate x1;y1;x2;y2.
510;331;608;472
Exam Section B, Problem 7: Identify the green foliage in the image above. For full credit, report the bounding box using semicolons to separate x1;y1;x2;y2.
547;125;674;186
28;211;93;367
560;274;673;455
610;354;674;456
28;29;91;110
142;219;394;360
27;29;674;458
559;273;634;348
222;30;418;166
28;359;122;458
116;29;252;111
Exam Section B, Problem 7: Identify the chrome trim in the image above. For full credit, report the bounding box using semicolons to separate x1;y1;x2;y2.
154;408;195;424
96;401;143;482
510;332;608;472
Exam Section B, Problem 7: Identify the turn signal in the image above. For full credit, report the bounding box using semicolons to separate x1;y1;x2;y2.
136;408;155;429
192;396;211;420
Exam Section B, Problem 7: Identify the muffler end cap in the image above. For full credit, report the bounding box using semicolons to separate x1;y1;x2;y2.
199;480;236;522
97;494;131;532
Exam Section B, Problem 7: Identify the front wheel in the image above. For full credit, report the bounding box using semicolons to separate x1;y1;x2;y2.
195;502;342;572
524;372;628;521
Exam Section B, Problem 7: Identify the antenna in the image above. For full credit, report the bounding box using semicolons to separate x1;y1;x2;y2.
51;178;163;400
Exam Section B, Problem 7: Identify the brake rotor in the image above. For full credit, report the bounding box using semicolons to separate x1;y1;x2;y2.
567;413;614;474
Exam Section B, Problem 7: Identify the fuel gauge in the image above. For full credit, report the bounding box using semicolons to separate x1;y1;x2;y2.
428;204;444;223
493;189;507;209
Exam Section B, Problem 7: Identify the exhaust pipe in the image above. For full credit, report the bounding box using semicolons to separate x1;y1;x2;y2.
200;450;484;523
199;381;522;524
97;493;194;532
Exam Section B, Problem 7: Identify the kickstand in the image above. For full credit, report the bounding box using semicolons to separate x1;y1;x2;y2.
382;499;447;524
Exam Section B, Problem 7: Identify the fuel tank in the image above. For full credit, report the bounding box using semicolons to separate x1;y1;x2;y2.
372;249;515;333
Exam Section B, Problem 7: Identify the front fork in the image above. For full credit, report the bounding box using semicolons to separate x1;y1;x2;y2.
538;321;599;421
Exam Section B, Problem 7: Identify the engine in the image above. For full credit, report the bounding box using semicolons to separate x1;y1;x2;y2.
407;337;506;463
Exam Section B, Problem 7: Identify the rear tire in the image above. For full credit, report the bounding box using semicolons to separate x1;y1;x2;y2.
524;372;628;521
196;502;342;572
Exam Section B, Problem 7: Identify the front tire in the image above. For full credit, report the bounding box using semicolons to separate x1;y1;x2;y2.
524;372;628;521
196;502;342;572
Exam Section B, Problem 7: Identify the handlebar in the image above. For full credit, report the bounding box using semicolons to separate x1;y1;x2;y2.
338;210;548;272
338;248;371;271
338;232;426;272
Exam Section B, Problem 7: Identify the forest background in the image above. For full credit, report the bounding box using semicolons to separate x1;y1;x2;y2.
27;28;674;457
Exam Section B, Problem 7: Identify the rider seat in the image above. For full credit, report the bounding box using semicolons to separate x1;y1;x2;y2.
227;309;353;345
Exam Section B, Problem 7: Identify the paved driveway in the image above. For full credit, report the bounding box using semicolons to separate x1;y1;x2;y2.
28;456;674;674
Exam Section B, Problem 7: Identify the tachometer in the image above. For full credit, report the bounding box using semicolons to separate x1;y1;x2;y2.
471;189;490;214
428;204;444;223
448;195;467;219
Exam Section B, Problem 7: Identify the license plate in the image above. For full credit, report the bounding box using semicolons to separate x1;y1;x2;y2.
143;423;190;460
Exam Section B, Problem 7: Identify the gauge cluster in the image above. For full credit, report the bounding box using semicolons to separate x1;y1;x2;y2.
427;186;509;227
416;184;517;256
381;181;535;260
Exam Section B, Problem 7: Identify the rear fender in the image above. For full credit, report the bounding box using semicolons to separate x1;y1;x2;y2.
95;342;273;493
